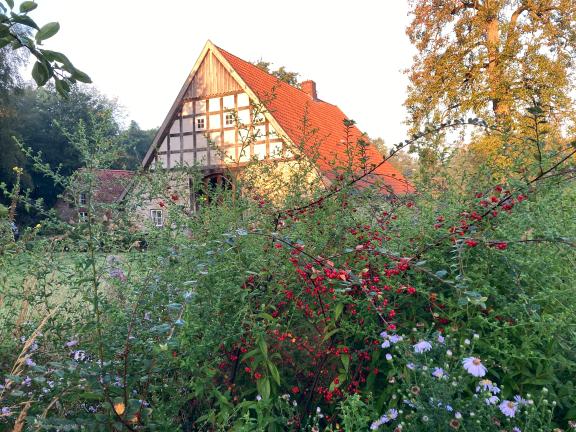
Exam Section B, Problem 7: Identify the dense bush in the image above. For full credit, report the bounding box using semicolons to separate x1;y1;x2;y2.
0;110;575;431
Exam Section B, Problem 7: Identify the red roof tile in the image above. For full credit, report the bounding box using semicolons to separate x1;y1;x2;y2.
88;169;134;203
217;46;414;194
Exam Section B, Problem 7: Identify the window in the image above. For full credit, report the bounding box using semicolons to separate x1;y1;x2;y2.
78;211;88;222
150;209;164;227
79;192;88;206
196;117;205;130
225;112;235;126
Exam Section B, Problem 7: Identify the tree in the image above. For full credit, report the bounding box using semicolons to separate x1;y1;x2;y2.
405;0;576;132
115;121;158;170
252;59;300;87
0;0;90;96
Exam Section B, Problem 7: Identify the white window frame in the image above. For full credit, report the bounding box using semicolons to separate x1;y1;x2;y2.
78;211;88;222
150;209;164;227
225;112;235;126
79;192;87;206
196;117;206;130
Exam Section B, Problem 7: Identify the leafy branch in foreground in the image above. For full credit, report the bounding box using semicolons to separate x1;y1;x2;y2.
0;0;91;96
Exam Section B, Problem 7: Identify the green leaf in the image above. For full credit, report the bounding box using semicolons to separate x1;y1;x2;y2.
0;23;9;36
333;302;345;321
11;12;37;29
19;1;37;13
5;0;14;9
0;36;11;49
71;67;92;83
322;327;341;342
268;362;280;385
40;49;72;67
256;377;270;400
35;21;59;42
54;78;70;96
257;336;268;357
31;60;50;86
341;354;350;372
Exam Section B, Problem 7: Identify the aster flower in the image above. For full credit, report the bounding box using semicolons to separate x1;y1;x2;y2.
514;395;528;406
437;334;445;344
476;379;500;394
25;357;36;367
413;340;432;354
381;340;391;348
485;395;499;405
65;339;78;348
389;334;403;344
432;367;446;378
499;400;517;418
455;412;462;419
385;353;393;361
1;407;10;415
512;427;522;432
388;408;398;420
407;362;416;370
462;357;487;377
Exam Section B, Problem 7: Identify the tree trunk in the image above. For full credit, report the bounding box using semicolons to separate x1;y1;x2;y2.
485;12;510;124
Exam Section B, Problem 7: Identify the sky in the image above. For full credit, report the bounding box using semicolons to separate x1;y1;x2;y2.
31;0;416;146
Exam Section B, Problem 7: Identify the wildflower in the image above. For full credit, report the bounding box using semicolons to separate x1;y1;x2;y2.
256;395;262;401
25;357;36;367
65;339;78;348
499;400;517;418
485;395;499;405
455;412;462;419
413;340;432;354
464;338;471;345
386;353;393;361
254;372;262;380
512;427;522;432
514;395;528;406
23;376;31;386
382;340;391;348
72;350;87;362
445;404;453;412
1;406;10;416
388;409;398;420
446;349;453;357
477;379;500;394
432;367;445;378
389;334;403;344
437;334;445;344
292;386;299;394
462;357;487;377
407;362;415;370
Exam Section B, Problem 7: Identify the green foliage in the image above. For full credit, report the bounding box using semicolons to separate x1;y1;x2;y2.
252;59;300;87
0;0;90;95
0;107;574;431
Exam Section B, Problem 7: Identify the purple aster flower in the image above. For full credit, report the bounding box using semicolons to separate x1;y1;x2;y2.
22;376;31;387
432;367;445;378
413;340;432;354
381;340;391;349
514;395;528;406
65;339;78;348
72;350;87;362
512;427;522;432
462;357;487;377
379;331;388;339
387;408;398;420
407;362;416;370
25;357;36;367
389;334;403;344
485;395;499;405
385;353;393;361
256;395;262;401
445;404;453;412
499;400;517;418
437;334;445;344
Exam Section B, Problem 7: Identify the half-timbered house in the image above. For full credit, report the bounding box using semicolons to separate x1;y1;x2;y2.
130;41;412;225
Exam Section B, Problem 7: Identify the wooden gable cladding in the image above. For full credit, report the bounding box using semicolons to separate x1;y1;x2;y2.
184;51;241;99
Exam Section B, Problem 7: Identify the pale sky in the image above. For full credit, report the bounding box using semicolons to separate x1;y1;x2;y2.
31;0;415;145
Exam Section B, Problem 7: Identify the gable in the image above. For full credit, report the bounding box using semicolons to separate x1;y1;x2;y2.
184;51;242;99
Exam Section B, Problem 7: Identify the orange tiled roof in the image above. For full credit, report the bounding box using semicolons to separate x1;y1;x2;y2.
217;46;414;194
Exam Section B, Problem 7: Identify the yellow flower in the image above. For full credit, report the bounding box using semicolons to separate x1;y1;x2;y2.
35;224;41;229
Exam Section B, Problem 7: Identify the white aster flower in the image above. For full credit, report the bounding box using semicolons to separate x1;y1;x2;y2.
462;357;487;377
499;400;517;417
413;340;432;354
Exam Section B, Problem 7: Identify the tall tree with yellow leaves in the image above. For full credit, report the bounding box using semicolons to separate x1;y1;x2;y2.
405;0;576;133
